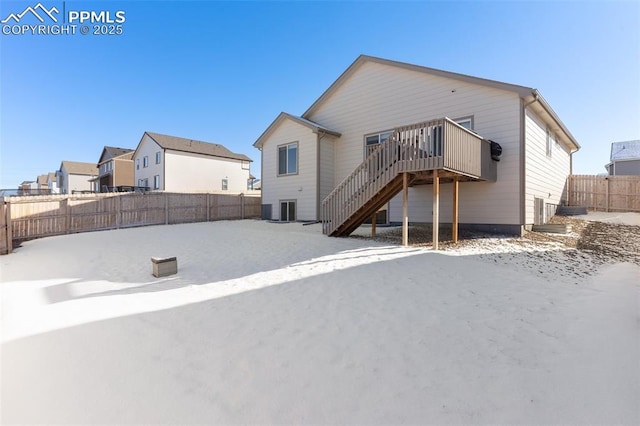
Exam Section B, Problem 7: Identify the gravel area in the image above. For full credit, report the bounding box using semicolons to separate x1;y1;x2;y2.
349;214;640;285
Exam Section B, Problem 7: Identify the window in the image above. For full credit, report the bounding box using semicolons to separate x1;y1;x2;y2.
364;131;392;156
221;178;228;190
280;200;296;222
154;175;160;190
455;117;473;130
546;130;555;157
156;152;161;164
278;142;298;175
143;156;149;168
136;159;140;170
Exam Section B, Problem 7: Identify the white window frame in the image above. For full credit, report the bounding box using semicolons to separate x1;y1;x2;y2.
221;178;228;190
546;130;555;158
454;116;474;130
153;175;160;190
278;142;298;176
364;130;393;157
143;156;149;168
155;151;161;164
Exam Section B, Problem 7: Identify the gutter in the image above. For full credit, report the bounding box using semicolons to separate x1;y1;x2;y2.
530;89;580;151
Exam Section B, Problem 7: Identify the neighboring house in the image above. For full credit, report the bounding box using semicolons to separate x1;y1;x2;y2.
18;180;38;195
605;140;640;175
132;131;252;192
249;178;261;190
36;174;49;192
91;146;135;192
253;55;580;235
57;161;98;194
47;172;60;194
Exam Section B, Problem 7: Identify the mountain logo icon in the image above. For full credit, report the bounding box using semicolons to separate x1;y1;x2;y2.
1;3;59;24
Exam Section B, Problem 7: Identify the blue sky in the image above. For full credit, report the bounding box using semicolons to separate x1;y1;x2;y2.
1;0;638;188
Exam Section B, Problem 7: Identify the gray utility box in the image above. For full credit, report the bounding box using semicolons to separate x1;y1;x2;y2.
151;256;177;277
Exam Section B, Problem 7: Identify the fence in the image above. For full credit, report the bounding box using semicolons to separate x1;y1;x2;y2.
0;192;261;255
567;175;640;212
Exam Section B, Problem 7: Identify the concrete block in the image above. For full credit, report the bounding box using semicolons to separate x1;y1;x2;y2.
151;256;177;277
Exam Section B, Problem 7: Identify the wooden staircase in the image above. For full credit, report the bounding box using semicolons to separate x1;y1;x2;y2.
322;117;495;237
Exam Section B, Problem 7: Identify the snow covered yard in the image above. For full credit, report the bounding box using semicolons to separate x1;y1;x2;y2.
1;218;639;424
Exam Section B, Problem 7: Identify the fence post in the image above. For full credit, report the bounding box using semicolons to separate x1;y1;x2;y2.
165;193;169;225
207;194;211;222
1;202;12;255
116;195;122;229
605;177;610;212
240;193;245;219
62;197;70;234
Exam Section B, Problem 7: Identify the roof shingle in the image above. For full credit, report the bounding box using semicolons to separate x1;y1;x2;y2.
61;161;98;176
146;132;251;162
610;140;640;161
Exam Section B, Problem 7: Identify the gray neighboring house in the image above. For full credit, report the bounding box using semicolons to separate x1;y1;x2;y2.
605;140;640;175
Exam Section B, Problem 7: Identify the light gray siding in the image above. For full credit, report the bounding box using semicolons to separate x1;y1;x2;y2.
308;60;522;225
611;160;640;175
261;119;318;221
318;135;336;210
524;109;572;224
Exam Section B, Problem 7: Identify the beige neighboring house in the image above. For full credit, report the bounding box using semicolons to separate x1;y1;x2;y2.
47;172;60;194
254;55;580;234
57;161;98;194
36;174;49;192
91;146;135;192
605;140;640;176
133;131;252;192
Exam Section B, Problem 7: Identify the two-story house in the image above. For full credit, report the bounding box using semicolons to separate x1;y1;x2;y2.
254;55;580;240
91;146;135;192
57;161;98;194
133;131;252;192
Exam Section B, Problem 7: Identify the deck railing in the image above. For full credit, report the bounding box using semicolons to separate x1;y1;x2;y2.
322;117;486;236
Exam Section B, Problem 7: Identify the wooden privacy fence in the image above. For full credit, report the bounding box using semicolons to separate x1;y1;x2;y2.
567;175;640;212
0;192;261;254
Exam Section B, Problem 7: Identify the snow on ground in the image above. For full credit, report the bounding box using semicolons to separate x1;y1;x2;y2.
1;220;639;424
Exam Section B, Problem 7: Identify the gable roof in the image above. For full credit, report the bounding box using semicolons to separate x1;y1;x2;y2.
301;54;579;151
144;132;252;162
253;112;341;148
99;146;134;164
37;174;48;185
610;140;640;161
48;172;57;182
302;55;534;118
60;161;98;176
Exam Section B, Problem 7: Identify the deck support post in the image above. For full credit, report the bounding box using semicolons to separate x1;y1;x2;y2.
452;177;459;244
402;172;409;246
371;213;376;237
432;169;439;250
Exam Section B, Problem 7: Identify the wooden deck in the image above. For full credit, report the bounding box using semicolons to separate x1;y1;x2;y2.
322;118;499;247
